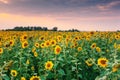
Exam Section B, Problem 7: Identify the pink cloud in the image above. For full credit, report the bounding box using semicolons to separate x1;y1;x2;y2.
0;0;9;4
97;1;120;11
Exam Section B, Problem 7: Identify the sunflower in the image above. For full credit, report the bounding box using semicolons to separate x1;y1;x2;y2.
115;35;120;40
57;35;62;42
30;76;41;80
10;70;18;77
45;40;50;47
98;58;108;68
85;58;93;66
91;43;96;49
34;52;38;57
9;40;14;46
40;43;45;48
54;45;61;55
26;59;30;65
21;34;28;41
50;40;56;46
21;77;26;80
39;36;45;41
45;61;54;70
32;47;36;53
96;47;101;52
22;41;28;48
35;42;39;48
0;42;2;47
114;43;117;49
0;48;3;55
77;47;82;52
31;66;35;71
112;64;120;72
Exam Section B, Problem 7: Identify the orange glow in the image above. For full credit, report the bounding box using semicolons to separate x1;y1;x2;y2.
0;0;8;4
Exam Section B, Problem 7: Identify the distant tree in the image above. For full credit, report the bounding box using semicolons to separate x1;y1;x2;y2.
43;27;48;31
52;27;58;31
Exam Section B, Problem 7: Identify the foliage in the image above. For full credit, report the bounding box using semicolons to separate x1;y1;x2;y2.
0;31;120;80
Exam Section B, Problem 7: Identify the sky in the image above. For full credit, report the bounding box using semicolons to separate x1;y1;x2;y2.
0;0;120;31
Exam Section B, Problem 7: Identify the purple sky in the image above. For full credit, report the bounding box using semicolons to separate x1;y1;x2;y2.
0;0;120;31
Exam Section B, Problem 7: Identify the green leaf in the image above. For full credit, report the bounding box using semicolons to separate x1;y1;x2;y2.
78;74;82;78
58;69;65;75
2;74;10;80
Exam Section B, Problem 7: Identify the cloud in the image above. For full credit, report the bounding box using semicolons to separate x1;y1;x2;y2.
97;1;120;10
0;0;8;4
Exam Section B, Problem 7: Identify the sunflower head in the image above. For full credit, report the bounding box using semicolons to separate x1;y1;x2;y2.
85;58;93;66
96;47;101;52
30;75;41;80
77;47;82;52
10;70;18;77
54;45;61;55
34;52;38;57
21;77;26;80
45;61;54;70
0;48;3;54
22;41;28;48
40;43;45;48
21;34;28;41
98;58;108;68
112;64;120;72
35;42;39;48
50;40;56;46
91;43;96;49
9;40;14;46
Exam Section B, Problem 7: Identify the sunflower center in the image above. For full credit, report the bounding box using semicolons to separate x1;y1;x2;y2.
56;48;60;53
10;41;12;44
12;72;16;76
46;42;49;45
33;77;39;80
47;63;51;67
24;36;27;39
24;43;28;46
52;42;54;44
100;60;106;64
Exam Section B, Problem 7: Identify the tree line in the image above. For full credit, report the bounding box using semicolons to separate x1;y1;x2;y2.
4;26;79;32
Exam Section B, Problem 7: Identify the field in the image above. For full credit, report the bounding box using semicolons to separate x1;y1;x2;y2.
0;31;120;80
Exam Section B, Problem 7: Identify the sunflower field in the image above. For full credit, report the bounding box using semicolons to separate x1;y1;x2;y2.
0;31;120;80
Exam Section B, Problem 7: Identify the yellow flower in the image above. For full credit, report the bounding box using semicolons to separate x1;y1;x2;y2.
50;40;56;46
32;47;36;53
91;43;96;49
35;42;39;48
31;66;35;71
21;34;28;42
30;76;41;80
0;48;3;55
22;41;28;48
45;61;54;70
57;35;62;42
21;77;26;80
10;70;18;77
26;59;30;65
9;40;14;46
112;64;120;72
39;36;45;41
77;47;82;52
54;45;61;55
34;52;38;57
98;58;108;68
85;58;93;66
96;47;101;52
45;40;50;47
114;43;117;49
40;43;45;48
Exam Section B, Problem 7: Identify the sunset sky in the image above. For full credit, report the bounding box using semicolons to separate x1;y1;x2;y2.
0;0;120;31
